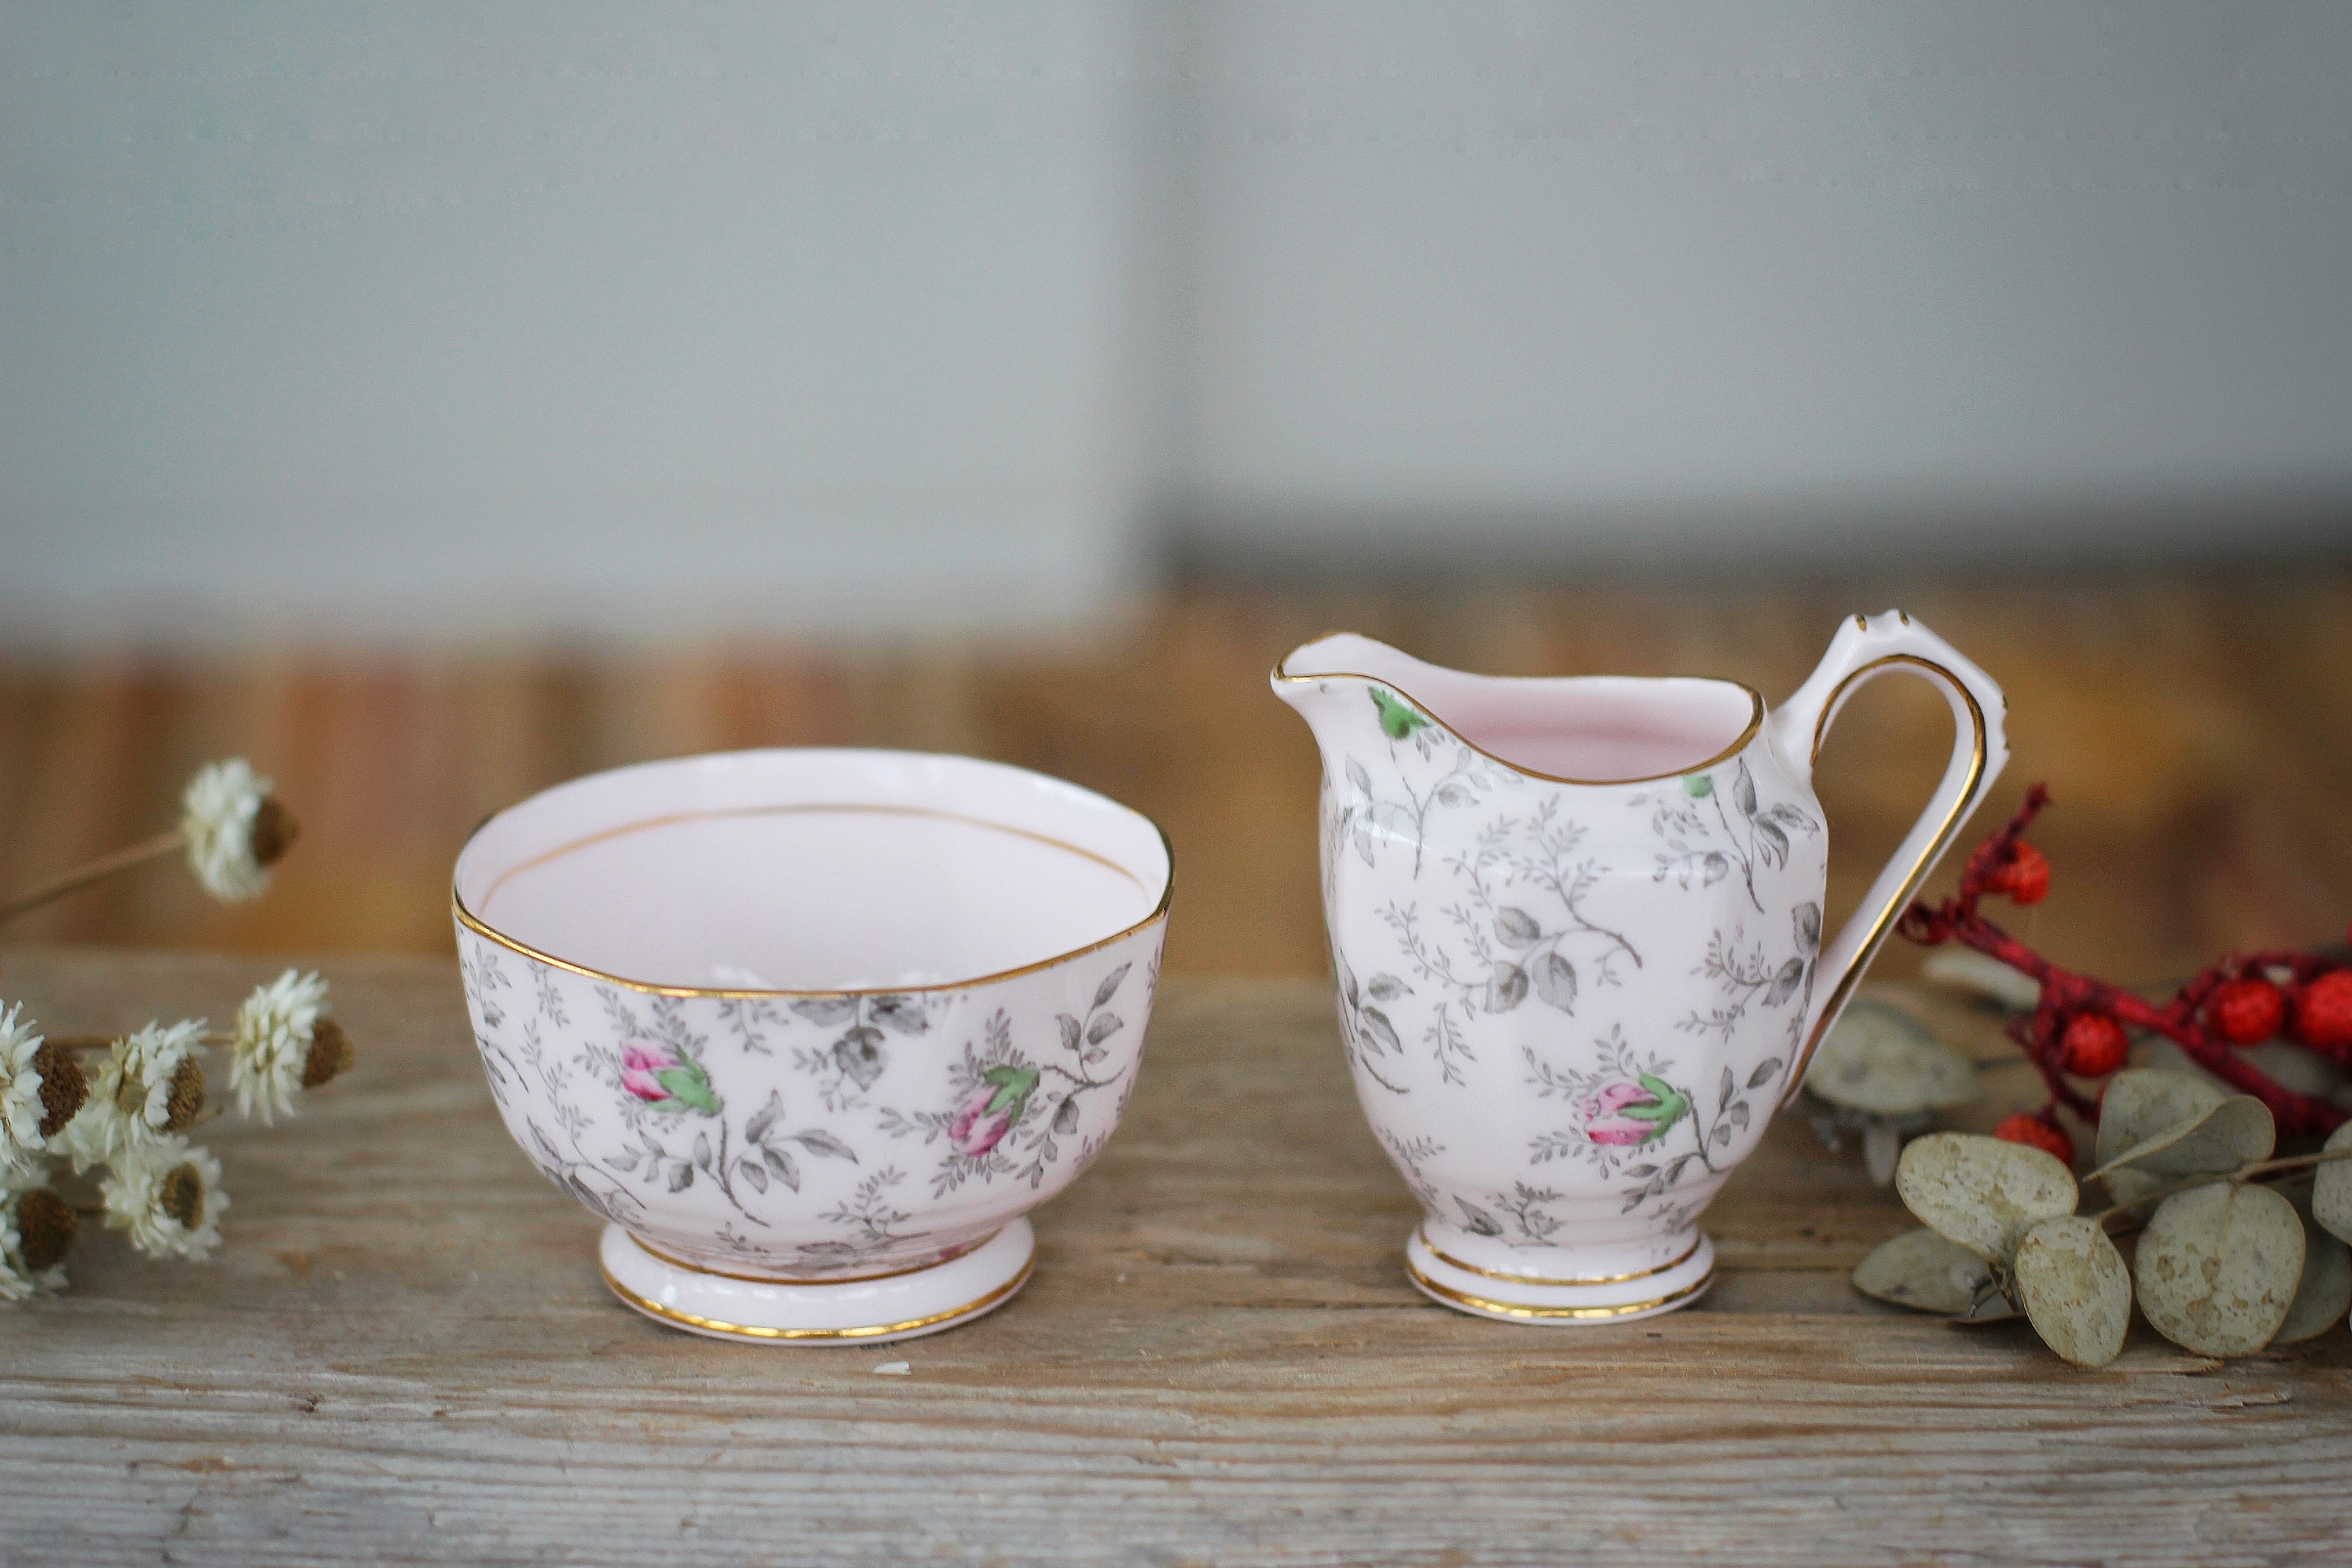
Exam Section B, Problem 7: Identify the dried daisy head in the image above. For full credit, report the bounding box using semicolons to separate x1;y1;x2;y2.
101;1136;226;1261
116;1020;208;1137
53;1020;206;1171
1;1004;82;1178
228;970;348;1122
0;1176;76;1300
181;759;299;902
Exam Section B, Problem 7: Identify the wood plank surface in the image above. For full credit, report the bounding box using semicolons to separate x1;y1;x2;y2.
5;573;2351;989
3;947;2348;1566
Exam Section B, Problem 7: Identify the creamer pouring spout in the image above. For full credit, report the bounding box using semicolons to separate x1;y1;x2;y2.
1272;612;2007;1323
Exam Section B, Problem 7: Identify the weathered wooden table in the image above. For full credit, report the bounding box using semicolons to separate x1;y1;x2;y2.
4;948;2347;1566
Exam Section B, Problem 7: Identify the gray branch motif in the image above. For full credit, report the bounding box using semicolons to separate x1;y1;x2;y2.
1330;685;1518;879
1370;799;1643;1088
1634;759;1819;914
786;992;941;1112
1677;900;1823;1050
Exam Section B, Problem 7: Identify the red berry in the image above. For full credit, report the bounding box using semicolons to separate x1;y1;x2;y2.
2207;976;2286;1046
2060;1012;2130;1077
1994;1112;2074;1165
1987;842;2051;905
2290;970;2352;1055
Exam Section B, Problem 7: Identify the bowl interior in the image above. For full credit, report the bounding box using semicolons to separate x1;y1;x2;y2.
456;750;1170;991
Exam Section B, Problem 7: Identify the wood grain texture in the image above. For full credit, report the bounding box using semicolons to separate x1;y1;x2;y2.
4;573;2351;987
3;948;2349;1566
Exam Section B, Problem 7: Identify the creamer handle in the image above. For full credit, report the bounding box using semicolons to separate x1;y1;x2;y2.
1766;612;2010;1108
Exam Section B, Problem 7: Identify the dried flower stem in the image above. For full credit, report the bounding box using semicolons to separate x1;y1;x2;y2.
1900;785;2347;1141
0;830;186;928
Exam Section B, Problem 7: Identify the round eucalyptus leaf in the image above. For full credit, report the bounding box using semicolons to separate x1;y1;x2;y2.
2309;1122;2352;1246
1920;948;2043;1012
1805;998;1980;1116
2013;1215;2132;1369
2274;1193;2352;1346
1852;1226;1999;1315
2134;1182;2305;1357
1895;1132;2078;1265
2092;1069;2227;1173
2089;1094;2275;1199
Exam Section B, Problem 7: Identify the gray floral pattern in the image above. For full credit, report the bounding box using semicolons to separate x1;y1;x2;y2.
1313;681;1829;1253
457;921;1162;1276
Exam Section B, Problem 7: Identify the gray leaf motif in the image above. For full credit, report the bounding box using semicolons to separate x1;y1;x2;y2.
1748;1057;1784;1090
1766;957;1807;1007
1456;1198;1504;1237
1532;951;1578;1013
1719;1066;1736;1112
738;1157;769;1194
1488;963;1529;1013
869;996;930;1037
1793;902;1822;956
1357;1007;1403;1054
1346;758;1373;798
791;997;858;1026
790;1129;858;1162
745;1089;784;1147
692;1132;713;1171
833;1027;887;1090
763;1145;801;1191
1494;908;1544;949
1086;1012;1124;1046
1432;781;1475;807
1754;818;1790;867
1059;1014;1083;1054
667;1163;694;1193
1366;973;1411;1003
1093;964;1132;1011
1052;1097;1080;1134
1735;764;1759;818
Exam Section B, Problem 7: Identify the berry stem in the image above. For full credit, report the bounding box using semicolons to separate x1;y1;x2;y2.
1900;787;2347;1141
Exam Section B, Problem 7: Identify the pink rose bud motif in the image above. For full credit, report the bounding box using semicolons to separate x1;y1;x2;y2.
618;1039;722;1115
1579;1075;1689;1147
948;1065;1041;1157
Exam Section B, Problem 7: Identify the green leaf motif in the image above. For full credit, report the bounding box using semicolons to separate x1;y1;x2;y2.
1682;773;1714;799
981;1065;1042;1117
655;1064;723;1115
1369;687;1431;741
1619;1078;1690;1141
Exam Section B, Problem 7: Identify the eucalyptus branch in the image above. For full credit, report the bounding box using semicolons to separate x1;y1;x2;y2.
2095;1145;2352;1232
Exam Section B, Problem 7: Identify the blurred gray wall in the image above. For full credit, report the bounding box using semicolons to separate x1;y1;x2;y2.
4;3;2348;643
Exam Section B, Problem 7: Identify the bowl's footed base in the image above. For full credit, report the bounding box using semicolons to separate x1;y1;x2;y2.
598;1219;1036;1345
1404;1226;1717;1325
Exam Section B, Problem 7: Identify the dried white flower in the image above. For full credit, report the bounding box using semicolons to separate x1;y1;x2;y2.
52;1021;206;1169
0;1173;75;1301
50;1054;132;1173
229;970;331;1123
101;1135;226;1260
0;1005;51;1178
181;759;294;901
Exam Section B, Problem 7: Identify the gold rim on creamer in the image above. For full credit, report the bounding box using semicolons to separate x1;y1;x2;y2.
601;1256;1034;1340
1417;1228;1702;1287
1406;1259;1715;1320
453;789;1175;1000
1777;651;1990;1106
1271;637;1765;789
631;1229;1000;1286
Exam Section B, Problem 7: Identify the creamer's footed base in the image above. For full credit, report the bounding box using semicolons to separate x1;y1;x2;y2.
599;1219;1035;1344
1404;1227;1716;1324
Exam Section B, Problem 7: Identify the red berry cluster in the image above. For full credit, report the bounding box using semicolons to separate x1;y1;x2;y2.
1898;784;2352;1160
1994;1110;2075;1164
